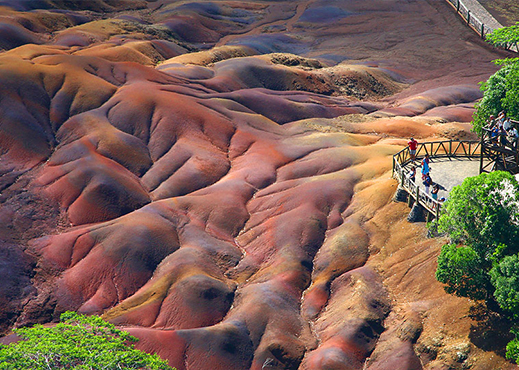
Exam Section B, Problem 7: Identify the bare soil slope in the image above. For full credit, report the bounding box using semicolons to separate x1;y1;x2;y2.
0;1;516;369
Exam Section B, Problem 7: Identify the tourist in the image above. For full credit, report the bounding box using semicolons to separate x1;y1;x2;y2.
486;114;496;128
408;137;418;160
510;125;519;149
500;125;509;146
504;117;513;132
421;154;430;180
431;184;439;200
486;115;496;139
497;111;506;126
423;173;433;194
407;166;416;182
491;125;499;142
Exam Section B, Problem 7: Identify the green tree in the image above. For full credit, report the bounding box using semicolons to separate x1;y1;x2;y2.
436;244;491;300
435;171;519;300
472;59;519;133
438;171;519;259
490;254;519;315
0;312;174;370
506;329;519;363
434;171;519;362
472;21;519;134
486;22;519;49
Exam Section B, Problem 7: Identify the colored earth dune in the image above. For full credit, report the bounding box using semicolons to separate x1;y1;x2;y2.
0;1;516;369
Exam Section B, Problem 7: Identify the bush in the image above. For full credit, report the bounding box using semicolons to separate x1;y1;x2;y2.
435;172;519;300
436;244;491;300
433;172;519;361
506;329;519;363
486;22;519;49
437;171;519;258
472;24;519;133
490;254;519;316
0;312;174;370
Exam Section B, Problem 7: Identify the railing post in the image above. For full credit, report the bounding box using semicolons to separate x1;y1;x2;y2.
467;10;470;25
457;0;460;12
480;132;485;174
481;23;485;39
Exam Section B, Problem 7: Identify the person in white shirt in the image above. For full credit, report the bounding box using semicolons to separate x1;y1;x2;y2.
509;126;519;148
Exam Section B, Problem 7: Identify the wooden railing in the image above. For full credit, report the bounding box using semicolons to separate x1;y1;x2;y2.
480;126;519;173
393;140;480;217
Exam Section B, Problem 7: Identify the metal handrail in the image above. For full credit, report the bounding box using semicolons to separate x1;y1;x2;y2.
393;140;480;217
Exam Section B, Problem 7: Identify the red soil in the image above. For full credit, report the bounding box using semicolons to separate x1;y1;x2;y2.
0;1;516;369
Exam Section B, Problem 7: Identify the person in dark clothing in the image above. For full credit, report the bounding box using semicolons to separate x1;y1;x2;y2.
423;173;433;194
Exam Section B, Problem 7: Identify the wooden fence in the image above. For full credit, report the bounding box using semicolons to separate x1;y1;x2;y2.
393;140;480;218
480;126;519;173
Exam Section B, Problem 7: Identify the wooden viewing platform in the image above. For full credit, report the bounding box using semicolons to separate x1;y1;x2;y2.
393;140;481;222
480;127;519;174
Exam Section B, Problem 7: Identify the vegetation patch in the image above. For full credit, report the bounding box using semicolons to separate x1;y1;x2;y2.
0;312;174;370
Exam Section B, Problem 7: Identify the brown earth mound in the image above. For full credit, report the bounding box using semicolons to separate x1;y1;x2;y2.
0;1;517;369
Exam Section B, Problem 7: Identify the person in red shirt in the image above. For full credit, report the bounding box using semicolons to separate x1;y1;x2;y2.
408;137;418;160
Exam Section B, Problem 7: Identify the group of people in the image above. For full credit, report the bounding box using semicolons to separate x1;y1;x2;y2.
486;111;519;148
407;138;444;202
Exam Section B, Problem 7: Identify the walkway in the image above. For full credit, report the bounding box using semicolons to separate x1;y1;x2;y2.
392;140;483;221
462;0;503;30
411;157;484;201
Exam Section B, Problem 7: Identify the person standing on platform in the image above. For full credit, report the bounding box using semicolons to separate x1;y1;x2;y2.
431;184;439;200
408;137;418;161
421;154;430;180
508;126;519;150
407;166;416;182
423;173;433;194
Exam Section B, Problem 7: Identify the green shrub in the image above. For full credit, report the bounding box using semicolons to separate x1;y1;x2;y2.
436;244;492;300
473;24;519;134
438;171;519;258
490;254;519;316
506;329;519;363
0;312;174;370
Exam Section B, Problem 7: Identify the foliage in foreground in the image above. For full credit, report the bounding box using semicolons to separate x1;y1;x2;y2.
463;23;519;363
486;22;519;49
436;171;519;300
471;22;519;133
433;171;519;362
472;58;519;134
0;312;174;370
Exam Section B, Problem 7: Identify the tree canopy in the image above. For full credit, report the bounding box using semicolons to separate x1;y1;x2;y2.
437;171;519;261
486;22;519;49
0;312;174;370
472;22;519;133
472;58;519;133
434;171;519;363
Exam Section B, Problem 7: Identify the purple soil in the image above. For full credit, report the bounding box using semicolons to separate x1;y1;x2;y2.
0;1;516;369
